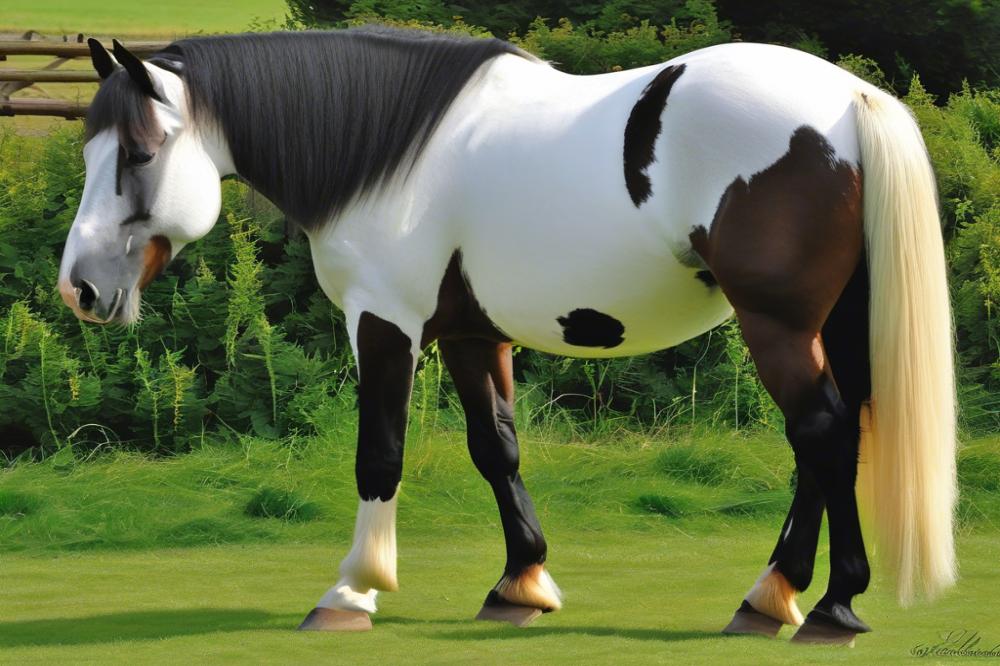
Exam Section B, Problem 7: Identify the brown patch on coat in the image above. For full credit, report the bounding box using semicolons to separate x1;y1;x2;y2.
690;125;863;332
421;250;510;348
138;235;172;289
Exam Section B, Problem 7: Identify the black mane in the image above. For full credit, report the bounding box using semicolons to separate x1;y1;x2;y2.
146;27;529;230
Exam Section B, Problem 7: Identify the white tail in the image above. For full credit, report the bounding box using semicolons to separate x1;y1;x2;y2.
853;88;957;604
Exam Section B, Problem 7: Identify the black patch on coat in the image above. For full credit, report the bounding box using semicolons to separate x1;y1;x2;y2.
695;269;717;288
148;27;531;230
623;63;686;207
556;308;625;348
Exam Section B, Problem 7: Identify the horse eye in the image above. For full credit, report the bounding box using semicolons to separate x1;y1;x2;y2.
126;150;155;166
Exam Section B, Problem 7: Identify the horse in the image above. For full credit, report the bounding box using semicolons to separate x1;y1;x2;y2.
58;27;957;645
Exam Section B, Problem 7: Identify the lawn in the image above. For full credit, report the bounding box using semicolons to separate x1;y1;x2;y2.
0;0;288;38
1;431;998;663
3;533;998;664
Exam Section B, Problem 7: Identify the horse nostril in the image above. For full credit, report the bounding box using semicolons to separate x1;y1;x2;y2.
77;279;99;311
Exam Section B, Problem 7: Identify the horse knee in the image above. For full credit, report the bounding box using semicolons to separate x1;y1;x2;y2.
356;447;404;501
467;408;520;481
787;408;838;450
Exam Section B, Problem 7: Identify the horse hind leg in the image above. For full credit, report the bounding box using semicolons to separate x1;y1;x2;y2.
789;255;872;645
697;126;870;643
440;338;560;627
722;478;822;637
723;260;870;639
722;310;871;647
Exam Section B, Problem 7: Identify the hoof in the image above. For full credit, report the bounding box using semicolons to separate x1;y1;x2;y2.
297;607;373;632
721;600;783;638
790;605;870;646
475;590;544;628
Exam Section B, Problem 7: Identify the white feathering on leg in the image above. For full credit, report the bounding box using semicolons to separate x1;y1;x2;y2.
316;579;379;613
744;562;804;626
316;490;399;612
495;564;563;611
339;492;400;593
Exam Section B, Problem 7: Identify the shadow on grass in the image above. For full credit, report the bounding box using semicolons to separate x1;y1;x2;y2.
431;626;723;643
0;608;301;647
374;616;723;643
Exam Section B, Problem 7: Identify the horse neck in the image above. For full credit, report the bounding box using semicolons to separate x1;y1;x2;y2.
194;121;237;180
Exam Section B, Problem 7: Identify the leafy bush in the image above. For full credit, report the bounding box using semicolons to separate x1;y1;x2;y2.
510;5;729;74
1;3;998;454
0;126;353;454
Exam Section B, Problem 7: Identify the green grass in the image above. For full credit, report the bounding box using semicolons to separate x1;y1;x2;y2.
2;531;998;663
244;487;323;522
0;429;803;552
2;429;998;551
1;430;998;663
0;0;288;38
0;489;42;517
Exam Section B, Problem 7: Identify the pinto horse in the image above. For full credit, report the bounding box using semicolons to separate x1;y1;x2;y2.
59;28;956;644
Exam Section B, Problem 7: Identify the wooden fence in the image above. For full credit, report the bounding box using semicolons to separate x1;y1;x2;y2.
1;32;168;119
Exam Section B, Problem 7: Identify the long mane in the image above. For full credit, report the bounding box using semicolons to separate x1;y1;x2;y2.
148;27;531;230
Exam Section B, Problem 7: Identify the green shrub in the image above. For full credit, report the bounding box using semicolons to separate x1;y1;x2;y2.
1;5;998;451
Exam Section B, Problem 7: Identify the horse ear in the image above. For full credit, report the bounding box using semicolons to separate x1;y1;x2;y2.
112;39;161;101
87;38;116;79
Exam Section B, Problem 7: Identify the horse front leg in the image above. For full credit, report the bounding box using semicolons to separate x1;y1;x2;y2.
299;311;416;631
440;338;561;627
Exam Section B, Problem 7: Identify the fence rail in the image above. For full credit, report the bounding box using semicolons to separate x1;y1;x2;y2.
0;40;166;58
0;33;169;120
0;98;88;118
0;69;100;83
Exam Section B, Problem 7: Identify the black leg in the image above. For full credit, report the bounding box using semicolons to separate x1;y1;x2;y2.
723;475;824;636
769;475;824;593
725;310;870;644
786;375;872;644
355;311;414;503
440;338;560;624
789;257;873;643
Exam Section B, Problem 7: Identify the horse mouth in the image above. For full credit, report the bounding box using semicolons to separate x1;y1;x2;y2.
104;288;126;323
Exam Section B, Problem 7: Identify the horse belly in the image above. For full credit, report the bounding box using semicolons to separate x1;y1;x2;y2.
461;225;732;358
